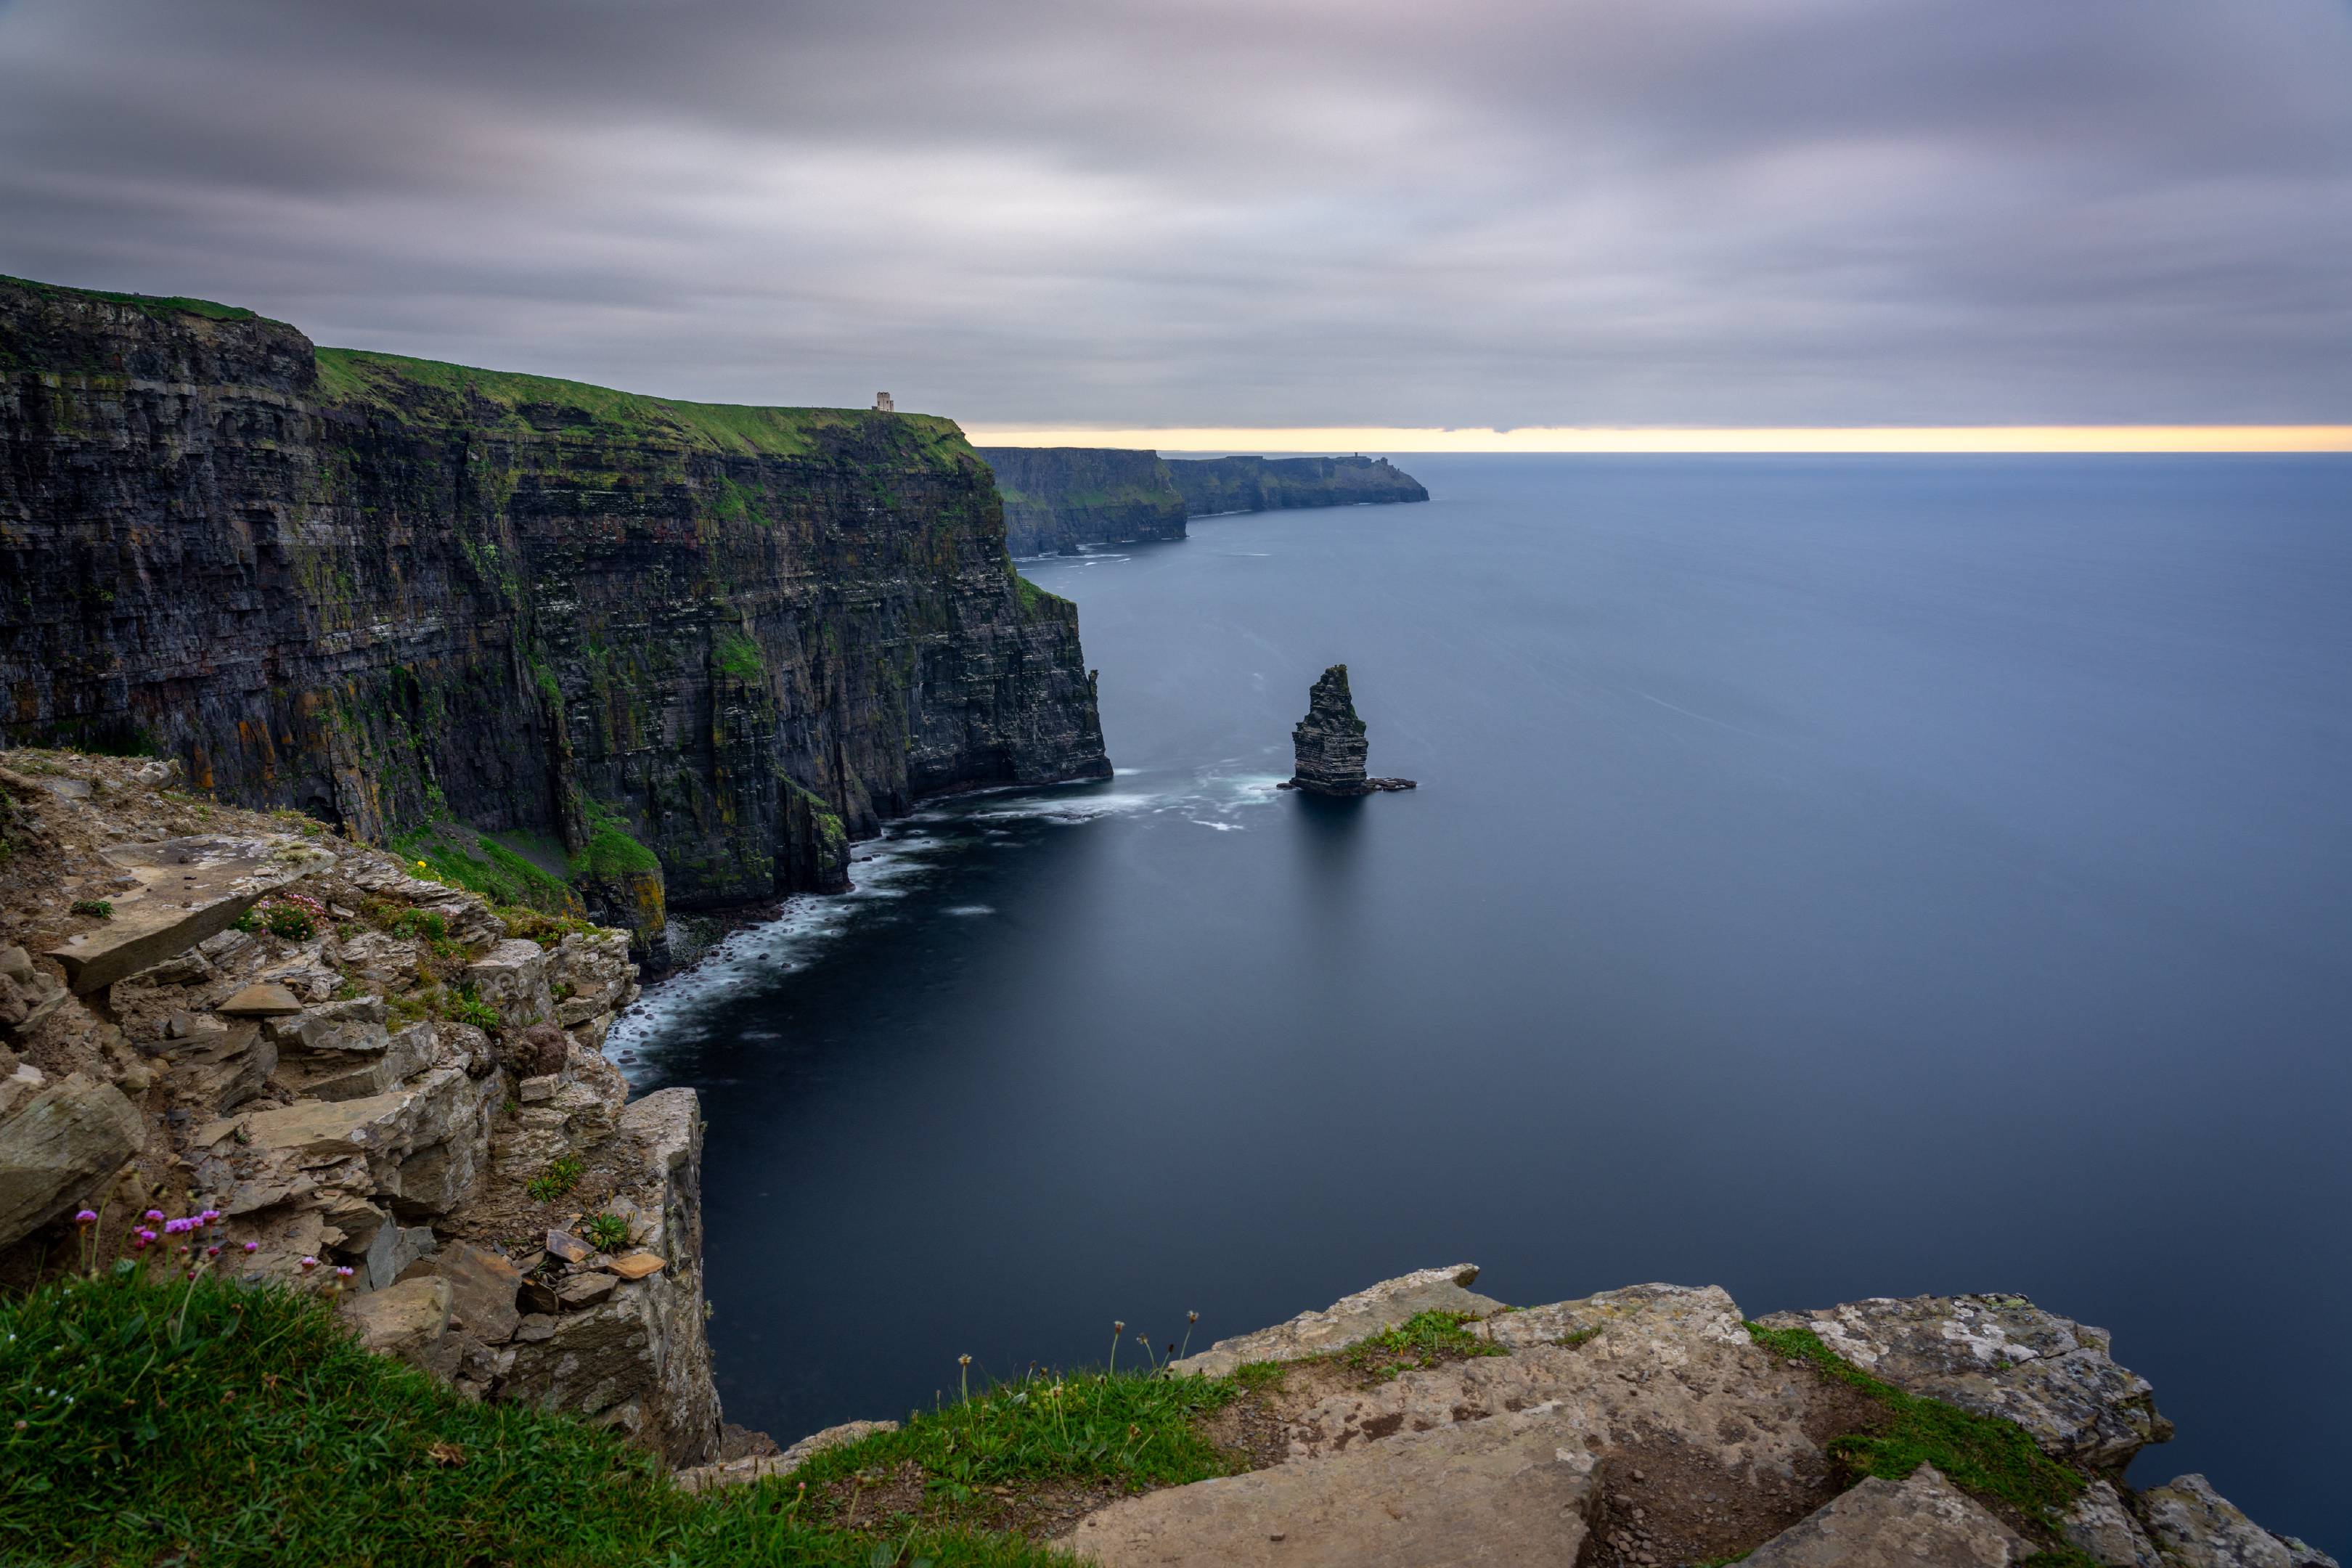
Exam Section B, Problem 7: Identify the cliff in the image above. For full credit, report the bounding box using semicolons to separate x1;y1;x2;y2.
0;276;1110;953
1165;453;1427;516
976;445;1189;556
0;748;723;1463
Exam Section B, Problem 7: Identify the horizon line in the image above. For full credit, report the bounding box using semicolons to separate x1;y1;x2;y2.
958;424;2352;454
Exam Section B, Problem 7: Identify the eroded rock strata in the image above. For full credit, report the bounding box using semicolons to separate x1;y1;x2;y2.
1167;453;1428;517
0;751;721;1462
0;276;1110;952
976;446;1189;557
974;446;1431;555
1281;663;1416;795
1083;1272;2329;1568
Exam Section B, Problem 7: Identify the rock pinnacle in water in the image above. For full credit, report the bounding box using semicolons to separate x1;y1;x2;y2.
1281;663;1416;795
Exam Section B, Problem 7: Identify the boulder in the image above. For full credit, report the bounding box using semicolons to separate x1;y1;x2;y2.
1755;1294;2171;1467
558;1272;620;1310
1070;1407;1595;1567
362;1218;437;1291
0;1075;146;1246
1267;1285;1820;1480
1170;1265;1502;1378
220;983;303;1017
162;1021;276;1114
463;939;553;1030
0;1062;47;1119
0;950;68;1037
549;931;636;1026
44;836;333;994
507;1022;569;1079
2063;1479;2164;1568
1741;1464;2031;1568
342;1275;452;1359
409;1241;523;1344
674;1418;902;1493
2135;1475;2325;1568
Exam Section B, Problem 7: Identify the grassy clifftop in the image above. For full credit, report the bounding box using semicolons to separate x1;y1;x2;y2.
314;346;973;465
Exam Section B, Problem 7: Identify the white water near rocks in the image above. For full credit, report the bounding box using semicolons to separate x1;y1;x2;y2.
618;455;2351;1553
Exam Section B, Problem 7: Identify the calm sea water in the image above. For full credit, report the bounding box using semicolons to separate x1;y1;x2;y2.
617;456;2351;1551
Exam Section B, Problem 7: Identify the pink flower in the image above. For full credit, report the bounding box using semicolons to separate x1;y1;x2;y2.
136;1228;157;1244
334;1266;354;1279
242;1241;258;1253
144;1209;164;1223
205;1246;221;1257
73;1210;97;1227
300;1257;318;1271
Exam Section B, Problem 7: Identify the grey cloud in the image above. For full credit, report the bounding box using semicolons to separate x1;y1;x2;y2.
0;0;2345;425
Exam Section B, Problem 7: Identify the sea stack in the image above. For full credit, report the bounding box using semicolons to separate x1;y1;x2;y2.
1281;664;1417;795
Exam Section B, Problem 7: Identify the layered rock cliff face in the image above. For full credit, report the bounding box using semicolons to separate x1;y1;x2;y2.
0;277;1110;950
0;750;723;1463
1166;454;1428;516
976;446;1188;556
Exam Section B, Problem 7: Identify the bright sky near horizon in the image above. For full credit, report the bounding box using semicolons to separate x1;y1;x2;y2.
1;1;2346;430
965;426;2352;455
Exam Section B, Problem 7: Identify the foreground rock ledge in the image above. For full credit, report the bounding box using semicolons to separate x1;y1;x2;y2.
763;1268;2337;1568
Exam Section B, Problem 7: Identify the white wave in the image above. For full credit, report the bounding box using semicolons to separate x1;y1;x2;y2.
944;905;995;916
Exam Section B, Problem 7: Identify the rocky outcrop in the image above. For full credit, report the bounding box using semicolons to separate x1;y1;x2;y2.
1755;1294;2174;1469
1048;1270;2331;1568
1741;1465;2031;1568
0;275;1110;950
674;1417;903;1494
1279;664;1416;796
2137;1476;2341;1568
977;446;1189;556
0;750;722;1464
1167;454;1427;517
1169;1263;1498;1379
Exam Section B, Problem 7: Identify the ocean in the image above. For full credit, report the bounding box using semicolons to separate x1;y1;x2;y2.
613;454;2351;1550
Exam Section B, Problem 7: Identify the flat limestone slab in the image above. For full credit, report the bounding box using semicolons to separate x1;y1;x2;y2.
1170;1265;1503;1379
46;835;333;994
1742;1464;2030;1568
1070;1410;1594;1567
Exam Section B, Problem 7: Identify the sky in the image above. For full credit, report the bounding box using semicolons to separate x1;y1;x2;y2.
1;0;2348;441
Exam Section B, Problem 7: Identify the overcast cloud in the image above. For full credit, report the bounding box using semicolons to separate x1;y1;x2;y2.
1;0;2347;427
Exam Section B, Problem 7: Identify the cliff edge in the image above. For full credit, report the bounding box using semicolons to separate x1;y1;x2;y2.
0;748;722;1462
978;446;1189;556
1167;453;1427;517
0;275;1111;954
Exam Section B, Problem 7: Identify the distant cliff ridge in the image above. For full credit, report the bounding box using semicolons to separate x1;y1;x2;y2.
977;446;1188;557
979;446;1429;555
1167;454;1428;517
0;275;1111;949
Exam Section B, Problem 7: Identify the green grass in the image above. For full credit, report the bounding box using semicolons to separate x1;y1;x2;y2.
1;273;267;324
1744;1323;2083;1517
582;1214;631;1253
1339;1310;1510;1381
714;626;767;682
311;347;974;466
67;899;112;920
0;1269;1069;1567
1011;576;1072;616
393;820;582;916
526;1156;584;1203
790;1366;1241;1508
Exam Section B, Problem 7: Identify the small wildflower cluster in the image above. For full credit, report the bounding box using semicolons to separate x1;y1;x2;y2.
234;890;327;942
